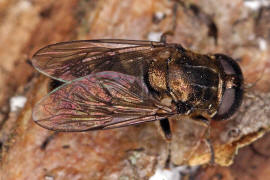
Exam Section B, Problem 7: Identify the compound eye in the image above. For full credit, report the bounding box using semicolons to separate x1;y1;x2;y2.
213;54;244;120
216;88;236;119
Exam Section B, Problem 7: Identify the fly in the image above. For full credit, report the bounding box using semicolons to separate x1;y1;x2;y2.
31;39;243;135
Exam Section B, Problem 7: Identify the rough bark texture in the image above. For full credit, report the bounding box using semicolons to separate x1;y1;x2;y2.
0;0;269;179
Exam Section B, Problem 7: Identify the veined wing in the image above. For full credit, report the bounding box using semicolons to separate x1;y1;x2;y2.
32;72;176;132
32;39;168;82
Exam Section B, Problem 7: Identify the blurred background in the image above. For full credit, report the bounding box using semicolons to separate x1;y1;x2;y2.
0;0;270;179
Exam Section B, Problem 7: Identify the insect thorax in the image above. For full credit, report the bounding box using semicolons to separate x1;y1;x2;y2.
148;48;220;118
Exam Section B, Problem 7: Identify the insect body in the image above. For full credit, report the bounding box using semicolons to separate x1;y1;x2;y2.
32;39;243;132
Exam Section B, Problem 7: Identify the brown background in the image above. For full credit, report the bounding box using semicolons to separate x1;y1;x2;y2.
0;0;270;179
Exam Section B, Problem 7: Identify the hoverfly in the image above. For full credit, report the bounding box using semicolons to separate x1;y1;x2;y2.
32;39;243;137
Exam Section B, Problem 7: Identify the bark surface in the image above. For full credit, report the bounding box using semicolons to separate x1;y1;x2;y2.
0;0;269;179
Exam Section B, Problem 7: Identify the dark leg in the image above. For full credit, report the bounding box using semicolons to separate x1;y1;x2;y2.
193;116;215;165
159;118;172;140
205;138;215;165
160;1;178;43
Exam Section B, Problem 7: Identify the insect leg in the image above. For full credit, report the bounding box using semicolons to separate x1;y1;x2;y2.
205;138;215;165
160;31;174;44
160;1;178;43
159;118;172;140
193;116;215;164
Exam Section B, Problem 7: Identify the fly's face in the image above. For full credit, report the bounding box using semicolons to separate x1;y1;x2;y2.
31;39;243;133
211;54;243;120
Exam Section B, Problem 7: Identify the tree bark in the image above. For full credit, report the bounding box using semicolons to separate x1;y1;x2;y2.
0;0;270;179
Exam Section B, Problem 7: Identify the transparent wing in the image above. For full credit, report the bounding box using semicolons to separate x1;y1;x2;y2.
32;39;167;82
33;72;175;132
